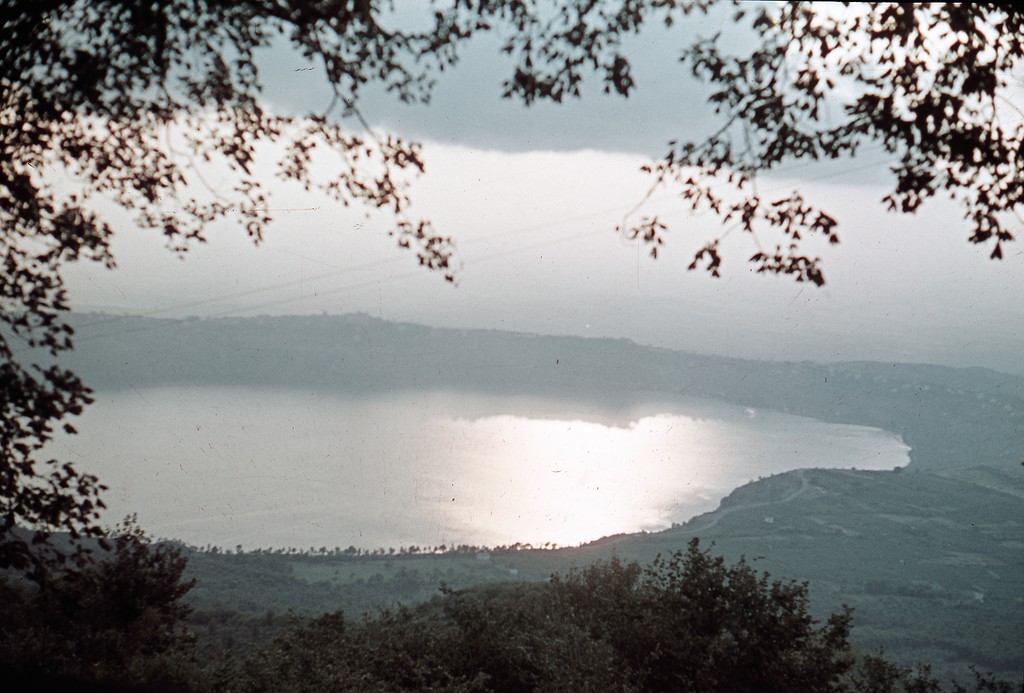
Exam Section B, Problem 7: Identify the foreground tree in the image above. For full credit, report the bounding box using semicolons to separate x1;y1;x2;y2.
613;3;1024;282
1;0;465;574
1;1;1021;570
0;518;197;688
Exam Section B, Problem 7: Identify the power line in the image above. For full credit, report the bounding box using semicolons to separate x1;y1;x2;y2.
63;144;896;342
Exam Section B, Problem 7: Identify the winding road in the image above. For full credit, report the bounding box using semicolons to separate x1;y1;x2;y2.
682;469;811;534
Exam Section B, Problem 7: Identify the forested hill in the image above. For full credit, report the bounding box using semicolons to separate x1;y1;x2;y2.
179;462;1024;683
60;312;1024;471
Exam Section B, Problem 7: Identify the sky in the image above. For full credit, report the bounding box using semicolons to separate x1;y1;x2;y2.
60;6;1024;376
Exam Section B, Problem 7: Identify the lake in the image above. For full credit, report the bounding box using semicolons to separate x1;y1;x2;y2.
54;386;910;550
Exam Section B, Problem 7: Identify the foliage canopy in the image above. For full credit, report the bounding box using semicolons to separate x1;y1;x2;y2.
229;540;857;692
0;518;196;687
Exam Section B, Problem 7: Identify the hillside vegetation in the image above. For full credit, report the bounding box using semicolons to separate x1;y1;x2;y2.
65;312;1024;471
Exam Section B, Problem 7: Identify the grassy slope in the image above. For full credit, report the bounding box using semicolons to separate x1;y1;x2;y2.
183;460;1023;682
616;463;1024;682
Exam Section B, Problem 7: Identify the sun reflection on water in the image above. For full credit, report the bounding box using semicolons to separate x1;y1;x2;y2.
438;414;727;548
57;388;910;550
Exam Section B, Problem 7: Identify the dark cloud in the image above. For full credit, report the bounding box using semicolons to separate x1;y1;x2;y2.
254;13;895;192
256;20;720;157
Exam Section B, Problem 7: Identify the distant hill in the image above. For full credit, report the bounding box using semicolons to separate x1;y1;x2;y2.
59;312;1024;471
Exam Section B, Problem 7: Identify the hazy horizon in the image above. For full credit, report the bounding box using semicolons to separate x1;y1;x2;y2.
54;21;1022;376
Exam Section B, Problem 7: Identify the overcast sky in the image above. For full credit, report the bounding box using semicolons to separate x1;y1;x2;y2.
62;9;1024;376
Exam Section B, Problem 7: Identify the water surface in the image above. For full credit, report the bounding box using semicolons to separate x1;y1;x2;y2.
56;387;910;549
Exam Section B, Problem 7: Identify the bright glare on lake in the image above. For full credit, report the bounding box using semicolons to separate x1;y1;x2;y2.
57;387;910;550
